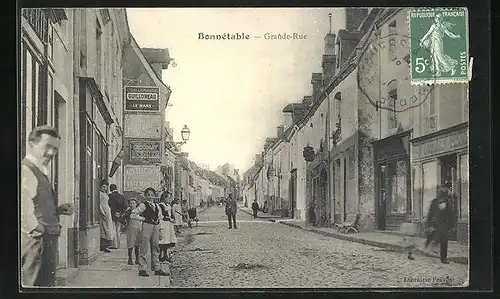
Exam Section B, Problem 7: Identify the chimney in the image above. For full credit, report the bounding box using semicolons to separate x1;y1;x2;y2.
345;8;369;31
277;125;285;140
302;96;313;107
324;33;336;55
311;73;323;101
254;154;261;165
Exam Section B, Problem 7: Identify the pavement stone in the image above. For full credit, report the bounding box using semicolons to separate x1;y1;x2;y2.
170;206;469;288
66;242;171;288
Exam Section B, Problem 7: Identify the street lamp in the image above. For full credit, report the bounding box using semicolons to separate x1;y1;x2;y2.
181;125;191;143
167;125;191;151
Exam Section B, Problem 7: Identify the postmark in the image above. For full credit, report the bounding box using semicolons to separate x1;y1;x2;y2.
357;32;437;113
409;7;469;85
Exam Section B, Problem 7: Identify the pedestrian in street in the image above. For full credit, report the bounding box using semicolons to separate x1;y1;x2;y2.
158;197;176;263
225;194;238;229
121;198;142;265
424;185;453;264
99;180;115;253
251;200;259;218
108;184;127;249
401;212;417;260
21;125;74;287
308;201;317;227
173;198;183;234
132;187;169;277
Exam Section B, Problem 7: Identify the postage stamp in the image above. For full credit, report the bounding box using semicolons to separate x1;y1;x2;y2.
408;7;469;85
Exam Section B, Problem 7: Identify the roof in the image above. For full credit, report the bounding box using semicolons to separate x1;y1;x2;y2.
282;103;308;113
141;48;171;69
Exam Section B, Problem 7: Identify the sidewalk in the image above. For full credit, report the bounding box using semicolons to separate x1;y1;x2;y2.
66;246;171;288
277;220;469;265
238;205;284;220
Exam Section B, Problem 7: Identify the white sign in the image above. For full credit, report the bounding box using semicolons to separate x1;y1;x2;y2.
124;114;162;139
124;165;161;192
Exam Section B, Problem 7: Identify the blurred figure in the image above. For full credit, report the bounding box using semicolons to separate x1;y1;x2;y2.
425;185;453;264
251;200;259;219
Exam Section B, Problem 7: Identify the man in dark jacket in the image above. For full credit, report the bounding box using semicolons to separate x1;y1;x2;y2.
225;194;238;229
251;200;259;218
425;185;453;264
108;184;127;249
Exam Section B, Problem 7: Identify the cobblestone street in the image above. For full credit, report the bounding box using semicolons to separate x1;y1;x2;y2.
170;206;468;288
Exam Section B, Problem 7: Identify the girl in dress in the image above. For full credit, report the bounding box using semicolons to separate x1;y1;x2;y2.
172;198;183;235
122;198;143;265
158;197;177;262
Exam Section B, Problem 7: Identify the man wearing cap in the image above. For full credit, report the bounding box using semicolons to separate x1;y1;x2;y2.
21;125;73;287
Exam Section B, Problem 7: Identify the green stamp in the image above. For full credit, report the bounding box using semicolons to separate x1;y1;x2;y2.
409;7;469;84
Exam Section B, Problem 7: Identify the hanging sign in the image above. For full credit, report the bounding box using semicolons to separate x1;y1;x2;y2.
124;86;160;112
129;140;162;164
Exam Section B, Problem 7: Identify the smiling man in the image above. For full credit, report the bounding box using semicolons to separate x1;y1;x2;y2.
21;125;73;287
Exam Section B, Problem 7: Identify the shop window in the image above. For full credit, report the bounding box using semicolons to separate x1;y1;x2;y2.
459;154;469;220
388;20;397;61
388;160;407;213
422;161;438;218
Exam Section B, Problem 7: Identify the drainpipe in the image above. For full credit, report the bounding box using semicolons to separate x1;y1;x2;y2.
326;90;332;226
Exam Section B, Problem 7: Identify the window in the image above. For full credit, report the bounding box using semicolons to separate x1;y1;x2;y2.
388;20;397;61
388;160;407;213
47;22;54;61
334;92;341;131
459;154;469;220
96;20;102;86
387;80;398;129
422;161;438;218
426;86;438;132
22;9;49;42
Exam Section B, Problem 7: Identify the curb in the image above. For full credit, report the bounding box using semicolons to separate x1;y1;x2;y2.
279;222;468;265
237;207;282;221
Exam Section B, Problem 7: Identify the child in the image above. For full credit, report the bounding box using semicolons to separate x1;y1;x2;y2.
172;199;183;234
122;198;143;265
401;213;417;260
158;199;177;262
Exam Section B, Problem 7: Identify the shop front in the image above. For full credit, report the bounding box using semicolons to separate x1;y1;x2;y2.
410;123;468;244
373;130;412;231
305;142;330;227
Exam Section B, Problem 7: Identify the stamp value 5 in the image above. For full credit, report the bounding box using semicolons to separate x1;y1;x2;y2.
409;8;469;85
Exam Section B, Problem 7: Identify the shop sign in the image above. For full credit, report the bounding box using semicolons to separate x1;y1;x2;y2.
124;86;160;112
124;114;162;139
129;140;161;164
124;165;161;192
415;130;468;159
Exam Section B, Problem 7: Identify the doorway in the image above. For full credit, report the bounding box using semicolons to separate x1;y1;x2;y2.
319;168;328;226
439;154;458;241
377;164;387;230
289;169;297;219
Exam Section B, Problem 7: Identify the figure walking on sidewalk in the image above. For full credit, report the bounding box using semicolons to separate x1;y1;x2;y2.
425;184;453;264
21;125;74;287
225;194;238;229
132;188;169;277
108;184;127;249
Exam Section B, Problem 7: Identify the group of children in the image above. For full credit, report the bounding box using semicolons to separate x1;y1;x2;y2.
119;195;183;265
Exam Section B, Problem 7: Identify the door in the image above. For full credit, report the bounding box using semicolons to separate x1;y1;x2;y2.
289;170;297;219
319;168;328;226
439;154;458;241
377;164;388;230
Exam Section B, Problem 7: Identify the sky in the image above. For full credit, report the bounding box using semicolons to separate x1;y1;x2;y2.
126;8;345;172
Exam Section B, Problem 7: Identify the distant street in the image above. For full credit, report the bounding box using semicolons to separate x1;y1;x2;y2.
170;206;468;288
